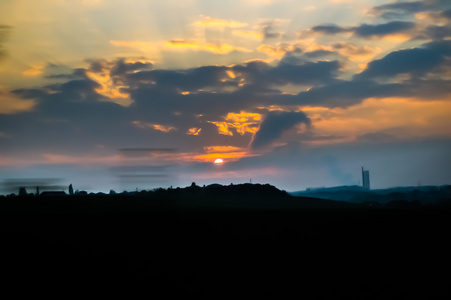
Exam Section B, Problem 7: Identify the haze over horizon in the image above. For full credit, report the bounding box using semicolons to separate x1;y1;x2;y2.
1;0;451;193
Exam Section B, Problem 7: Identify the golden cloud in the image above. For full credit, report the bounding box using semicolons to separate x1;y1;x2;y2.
193;145;251;162
209;111;262;136
332;42;382;62
257;42;304;58
132;121;176;133
22;65;44;77
85;67;131;105
187;127;202;135
232;30;264;41
193;16;247;29
208;121;234;136
308;97;451;144
164;40;252;54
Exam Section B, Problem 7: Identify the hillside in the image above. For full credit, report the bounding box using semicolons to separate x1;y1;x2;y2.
1;183;450;298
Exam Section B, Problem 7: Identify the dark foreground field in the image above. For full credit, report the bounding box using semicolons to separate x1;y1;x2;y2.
1;188;450;298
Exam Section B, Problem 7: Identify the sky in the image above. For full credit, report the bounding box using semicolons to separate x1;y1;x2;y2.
1;0;451;194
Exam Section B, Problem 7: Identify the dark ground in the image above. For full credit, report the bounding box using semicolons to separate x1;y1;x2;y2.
1;190;450;299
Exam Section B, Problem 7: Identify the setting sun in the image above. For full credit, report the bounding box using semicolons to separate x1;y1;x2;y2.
214;158;224;164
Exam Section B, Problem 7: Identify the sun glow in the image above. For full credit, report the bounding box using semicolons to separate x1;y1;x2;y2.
214;158;224;164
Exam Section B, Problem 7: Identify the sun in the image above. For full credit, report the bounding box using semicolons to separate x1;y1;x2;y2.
214;158;224;164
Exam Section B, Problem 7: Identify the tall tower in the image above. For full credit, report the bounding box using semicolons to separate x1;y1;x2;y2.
362;167;370;190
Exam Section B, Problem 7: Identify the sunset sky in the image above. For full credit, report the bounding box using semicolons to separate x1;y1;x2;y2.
1;0;451;193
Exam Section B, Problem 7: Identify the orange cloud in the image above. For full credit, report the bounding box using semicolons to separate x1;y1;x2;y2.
187;127;202;135
193;145;251;162
132;121;176;133
382;33;412;43
332;42;382;62
257;44;288;57
22;65;45;77
209;111;262;136
85;68;131;106
208;121;234;136
308;97;451;143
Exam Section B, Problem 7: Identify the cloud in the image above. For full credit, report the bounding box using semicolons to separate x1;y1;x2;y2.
193;145;251;163
132;121;177;133
257;44;297;57
209;111;262;136
164;40;252;54
312;96;451;142
311;24;350;34
368;1;427;19
0;24;11;60
251;111;310;149
331;42;382;62
187;128;201;135
232;30;264;41
79;57;153;105
110;40;158;52
310;21;415;39
22;65;45;77
353;21;416;38
259;20;286;40
193;16;247;29
231;59;340;87
356;40;451;79
0;90;36;114
423;25;451;40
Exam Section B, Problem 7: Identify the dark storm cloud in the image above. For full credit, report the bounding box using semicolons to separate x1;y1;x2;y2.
231;59;340;87
287;80;403;107
3;33;451;161
260;20;284;40
283;75;451;108
124;58;341;126
443;9;451;19
309;21;415;38
127;65;228;91
311;24;349;34
353;21;415;37
125;58;340;102
368;1;427;19
356;40;451;79
1;91;129;155
423;25;451;40
251;111;310;149
110;58;153;82
303;50;337;58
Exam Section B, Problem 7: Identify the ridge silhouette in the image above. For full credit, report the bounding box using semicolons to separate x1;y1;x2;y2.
0;182;449;298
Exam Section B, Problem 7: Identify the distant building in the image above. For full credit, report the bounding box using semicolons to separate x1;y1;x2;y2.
362;167;370;190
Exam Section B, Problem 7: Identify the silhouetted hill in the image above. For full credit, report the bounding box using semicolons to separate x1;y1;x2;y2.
0;183;450;298
0;183;359;214
291;184;451;207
